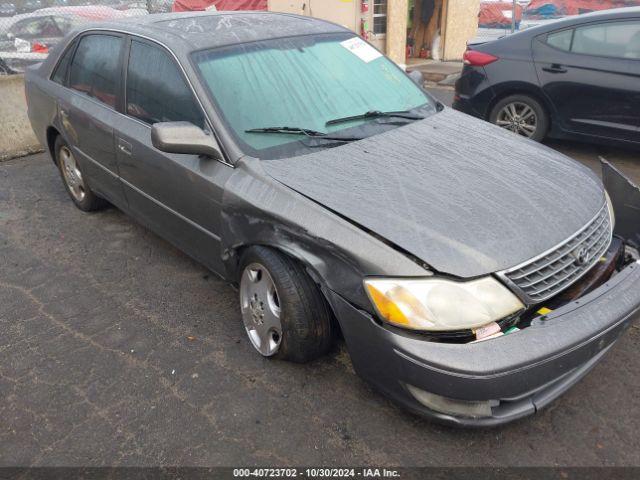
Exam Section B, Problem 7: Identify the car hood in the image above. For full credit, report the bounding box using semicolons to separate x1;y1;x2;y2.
261;108;605;278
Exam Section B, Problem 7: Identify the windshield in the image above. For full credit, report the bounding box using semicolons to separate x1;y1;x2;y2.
193;33;437;159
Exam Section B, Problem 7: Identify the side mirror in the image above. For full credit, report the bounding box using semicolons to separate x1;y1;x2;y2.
151;121;222;160
408;69;424;86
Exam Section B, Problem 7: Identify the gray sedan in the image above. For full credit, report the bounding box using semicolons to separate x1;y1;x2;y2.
25;11;640;426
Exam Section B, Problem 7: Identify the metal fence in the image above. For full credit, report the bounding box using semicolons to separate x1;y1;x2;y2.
0;0;162;74
476;0;640;41
3;0;640;74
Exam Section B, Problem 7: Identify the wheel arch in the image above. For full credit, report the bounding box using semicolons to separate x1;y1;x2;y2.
486;82;553;122
231;241;343;335
46;125;61;165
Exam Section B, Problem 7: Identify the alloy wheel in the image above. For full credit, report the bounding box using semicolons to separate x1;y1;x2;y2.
240;262;283;357
59;146;86;202
495;102;538;138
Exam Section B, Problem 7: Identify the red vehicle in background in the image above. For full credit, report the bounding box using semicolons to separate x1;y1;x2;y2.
479;1;524;28
172;0;266;12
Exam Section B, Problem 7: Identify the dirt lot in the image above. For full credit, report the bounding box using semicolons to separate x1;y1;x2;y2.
1;105;639;466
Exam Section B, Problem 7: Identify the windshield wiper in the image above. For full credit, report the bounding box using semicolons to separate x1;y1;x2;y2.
245;126;361;141
325;110;425;126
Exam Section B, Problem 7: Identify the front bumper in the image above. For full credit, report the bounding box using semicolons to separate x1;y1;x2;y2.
327;260;640;427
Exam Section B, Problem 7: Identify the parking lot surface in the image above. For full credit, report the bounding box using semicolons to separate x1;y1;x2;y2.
1;106;640;466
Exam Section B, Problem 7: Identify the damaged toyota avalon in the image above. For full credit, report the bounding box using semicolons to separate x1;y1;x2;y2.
25;11;640;426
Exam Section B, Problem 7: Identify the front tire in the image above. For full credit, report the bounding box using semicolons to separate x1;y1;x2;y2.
238;246;333;363
489;94;549;142
54;135;107;212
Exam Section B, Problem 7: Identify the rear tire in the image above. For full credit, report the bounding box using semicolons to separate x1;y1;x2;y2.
54;135;107;212
238;246;333;363
489;94;549;142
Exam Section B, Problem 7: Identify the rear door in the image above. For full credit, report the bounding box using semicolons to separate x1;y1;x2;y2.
114;36;233;274
57;32;127;206
533;19;640;143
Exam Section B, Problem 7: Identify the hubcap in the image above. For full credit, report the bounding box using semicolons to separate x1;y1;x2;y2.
59;146;86;201
239;263;282;357
496;102;538;138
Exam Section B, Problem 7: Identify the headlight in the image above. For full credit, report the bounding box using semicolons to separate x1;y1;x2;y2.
605;191;616;229
364;276;524;332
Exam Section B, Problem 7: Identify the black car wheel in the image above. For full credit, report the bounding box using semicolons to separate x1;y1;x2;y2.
54;136;107;212
489;94;549;142
238;246;333;363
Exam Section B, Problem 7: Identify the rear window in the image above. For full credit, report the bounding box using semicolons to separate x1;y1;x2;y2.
10;16;62;39
68;34;122;108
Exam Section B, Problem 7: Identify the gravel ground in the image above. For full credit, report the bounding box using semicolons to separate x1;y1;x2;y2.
1;106;639;467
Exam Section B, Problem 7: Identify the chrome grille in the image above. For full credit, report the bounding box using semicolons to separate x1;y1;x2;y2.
500;204;612;304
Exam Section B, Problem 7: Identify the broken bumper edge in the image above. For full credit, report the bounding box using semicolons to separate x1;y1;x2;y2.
326;260;640;427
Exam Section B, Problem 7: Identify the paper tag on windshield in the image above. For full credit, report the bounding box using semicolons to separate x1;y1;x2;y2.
340;37;382;63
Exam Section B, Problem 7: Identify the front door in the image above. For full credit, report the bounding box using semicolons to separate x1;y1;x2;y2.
533;19;640;144
114;37;233;274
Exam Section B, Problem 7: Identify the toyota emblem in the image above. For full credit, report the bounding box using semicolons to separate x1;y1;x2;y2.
572;247;590;266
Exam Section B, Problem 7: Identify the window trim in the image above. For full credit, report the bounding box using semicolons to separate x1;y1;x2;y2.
542;18;640;61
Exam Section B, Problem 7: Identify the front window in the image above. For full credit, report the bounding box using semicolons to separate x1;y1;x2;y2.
572;21;640;59
193;33;435;159
545;21;640;59
126;40;204;128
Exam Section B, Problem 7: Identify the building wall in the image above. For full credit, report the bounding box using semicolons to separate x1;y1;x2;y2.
267;0;386;53
442;0;480;60
268;0;358;31
268;0;480;62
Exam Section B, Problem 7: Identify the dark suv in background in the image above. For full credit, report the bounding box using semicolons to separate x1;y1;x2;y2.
454;7;640;147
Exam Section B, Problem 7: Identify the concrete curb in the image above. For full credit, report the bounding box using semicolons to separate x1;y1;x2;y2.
0;74;42;162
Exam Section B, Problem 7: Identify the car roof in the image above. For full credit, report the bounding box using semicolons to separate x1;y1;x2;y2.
527;6;640;33
479;6;640;48
74;11;350;53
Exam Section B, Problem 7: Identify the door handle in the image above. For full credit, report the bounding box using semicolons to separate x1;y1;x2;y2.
542;64;568;74
117;138;132;156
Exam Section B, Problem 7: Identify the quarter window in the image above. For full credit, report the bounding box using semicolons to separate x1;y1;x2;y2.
126;40;204;128
68;34;122;108
546;29;573;51
572;21;640;59
51;40;76;85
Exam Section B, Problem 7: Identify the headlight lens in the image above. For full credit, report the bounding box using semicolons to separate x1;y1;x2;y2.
364;276;524;332
605;191;616;229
